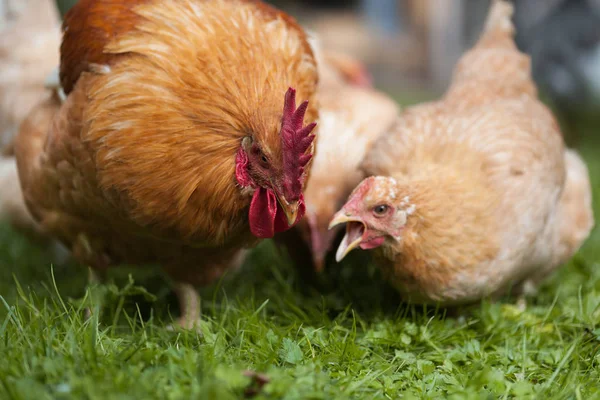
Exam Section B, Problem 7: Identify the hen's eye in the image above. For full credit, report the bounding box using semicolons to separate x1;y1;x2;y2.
373;205;389;216
261;155;268;164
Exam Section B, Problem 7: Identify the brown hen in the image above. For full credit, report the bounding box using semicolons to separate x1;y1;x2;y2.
330;0;594;306
15;0;319;328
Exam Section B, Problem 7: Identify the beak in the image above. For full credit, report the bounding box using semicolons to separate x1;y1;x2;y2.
276;194;300;226
329;210;366;262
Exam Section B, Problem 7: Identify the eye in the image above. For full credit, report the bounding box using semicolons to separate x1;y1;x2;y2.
259;154;270;169
252;145;270;169
373;204;389;217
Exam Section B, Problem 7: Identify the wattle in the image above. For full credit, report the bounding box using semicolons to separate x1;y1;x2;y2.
359;236;385;250
249;188;305;239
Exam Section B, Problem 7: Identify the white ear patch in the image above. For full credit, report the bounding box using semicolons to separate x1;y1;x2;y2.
396;210;407;226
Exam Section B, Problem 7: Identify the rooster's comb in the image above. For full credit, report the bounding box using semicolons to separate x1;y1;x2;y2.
280;87;317;201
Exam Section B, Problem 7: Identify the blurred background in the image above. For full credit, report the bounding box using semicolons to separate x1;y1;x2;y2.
2;0;600;142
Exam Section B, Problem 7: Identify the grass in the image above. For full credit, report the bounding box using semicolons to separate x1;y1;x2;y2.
1;96;600;399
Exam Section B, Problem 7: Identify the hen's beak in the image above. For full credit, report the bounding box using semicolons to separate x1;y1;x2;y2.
329;211;366;262
276;195;300;226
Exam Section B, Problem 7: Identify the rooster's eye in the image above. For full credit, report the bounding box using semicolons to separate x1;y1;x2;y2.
373;205;389;216
261;155;268;164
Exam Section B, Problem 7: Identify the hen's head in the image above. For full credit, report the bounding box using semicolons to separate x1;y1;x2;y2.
236;88;316;239
329;176;414;261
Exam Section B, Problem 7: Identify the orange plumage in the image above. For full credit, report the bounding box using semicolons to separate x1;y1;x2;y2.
15;0;319;328
330;0;594;306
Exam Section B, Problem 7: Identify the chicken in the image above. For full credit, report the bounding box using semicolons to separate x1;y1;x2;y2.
329;0;594;306
15;0;319;328
0;0;61;154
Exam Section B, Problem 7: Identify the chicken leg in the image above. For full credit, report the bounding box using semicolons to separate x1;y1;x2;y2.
172;281;202;331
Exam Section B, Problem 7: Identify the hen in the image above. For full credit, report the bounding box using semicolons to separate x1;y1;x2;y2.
15;0;318;328
330;0;594;306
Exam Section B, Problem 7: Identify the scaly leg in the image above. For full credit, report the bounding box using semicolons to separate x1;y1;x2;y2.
172;281;202;331
515;279;538;312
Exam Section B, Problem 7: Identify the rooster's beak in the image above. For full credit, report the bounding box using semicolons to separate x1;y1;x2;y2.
329;211;366;262
276;195;300;226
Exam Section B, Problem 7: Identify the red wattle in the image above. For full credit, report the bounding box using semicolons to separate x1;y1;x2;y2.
248;189;305;239
359;236;385;250
249;187;278;239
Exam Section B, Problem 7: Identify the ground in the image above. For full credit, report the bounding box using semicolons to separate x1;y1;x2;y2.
1;95;599;399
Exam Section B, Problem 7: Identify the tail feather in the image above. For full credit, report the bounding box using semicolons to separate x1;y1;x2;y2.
446;0;536;105
478;0;516;49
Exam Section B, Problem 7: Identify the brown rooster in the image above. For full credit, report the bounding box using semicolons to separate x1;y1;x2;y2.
330;0;594;306
15;0;319;328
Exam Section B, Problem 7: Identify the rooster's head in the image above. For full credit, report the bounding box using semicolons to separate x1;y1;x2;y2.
236;88;317;239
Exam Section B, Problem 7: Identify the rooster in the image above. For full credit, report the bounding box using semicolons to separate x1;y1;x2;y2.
15;0;318;328
330;0;594;306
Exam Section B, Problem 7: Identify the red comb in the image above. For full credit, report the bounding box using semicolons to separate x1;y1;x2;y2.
280;87;317;202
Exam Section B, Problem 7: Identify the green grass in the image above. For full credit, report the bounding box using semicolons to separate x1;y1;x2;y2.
1;99;600;399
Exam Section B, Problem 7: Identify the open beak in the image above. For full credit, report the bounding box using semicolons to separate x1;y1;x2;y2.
276;194;300;226
328;211;366;262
